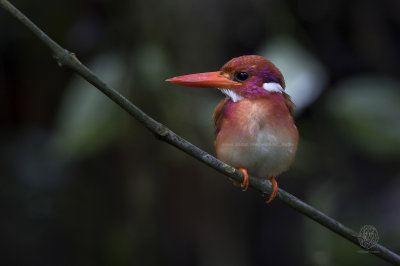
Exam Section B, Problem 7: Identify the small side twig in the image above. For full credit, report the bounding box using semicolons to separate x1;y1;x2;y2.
1;1;399;264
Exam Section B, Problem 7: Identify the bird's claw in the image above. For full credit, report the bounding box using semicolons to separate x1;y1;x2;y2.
238;168;249;191
266;176;277;203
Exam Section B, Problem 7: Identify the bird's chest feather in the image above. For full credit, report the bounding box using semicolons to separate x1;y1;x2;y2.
214;97;298;177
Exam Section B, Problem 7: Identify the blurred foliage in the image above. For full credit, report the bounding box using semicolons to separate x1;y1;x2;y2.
52;52;130;159
1;0;400;265
327;76;400;158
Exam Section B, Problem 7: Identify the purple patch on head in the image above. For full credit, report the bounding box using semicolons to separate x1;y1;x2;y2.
220;55;285;98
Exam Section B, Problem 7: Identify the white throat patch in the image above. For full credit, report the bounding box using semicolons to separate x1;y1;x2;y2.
262;82;284;93
219;89;243;102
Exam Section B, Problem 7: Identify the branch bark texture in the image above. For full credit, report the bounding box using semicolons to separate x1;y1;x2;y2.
1;0;399;264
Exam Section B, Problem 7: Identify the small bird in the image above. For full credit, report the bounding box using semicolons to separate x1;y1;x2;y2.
166;55;298;203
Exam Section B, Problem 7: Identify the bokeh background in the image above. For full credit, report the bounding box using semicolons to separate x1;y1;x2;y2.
1;0;400;265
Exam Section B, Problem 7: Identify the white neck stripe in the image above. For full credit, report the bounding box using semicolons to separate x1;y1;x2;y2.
218;89;243;102
262;82;284;93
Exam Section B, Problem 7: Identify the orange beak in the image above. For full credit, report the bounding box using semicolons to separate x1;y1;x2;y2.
166;71;239;88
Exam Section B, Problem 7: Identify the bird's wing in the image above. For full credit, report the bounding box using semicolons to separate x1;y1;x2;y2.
283;92;295;115
213;98;230;135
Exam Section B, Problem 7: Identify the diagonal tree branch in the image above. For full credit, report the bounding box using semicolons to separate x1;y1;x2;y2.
1;0;399;264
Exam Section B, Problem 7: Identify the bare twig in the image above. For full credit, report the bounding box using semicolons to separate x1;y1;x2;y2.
1;0;399;264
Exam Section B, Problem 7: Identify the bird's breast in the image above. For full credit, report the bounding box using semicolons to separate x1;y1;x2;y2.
214;96;298;178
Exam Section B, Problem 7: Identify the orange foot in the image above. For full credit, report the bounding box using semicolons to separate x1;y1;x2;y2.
237;168;249;191
266;176;278;204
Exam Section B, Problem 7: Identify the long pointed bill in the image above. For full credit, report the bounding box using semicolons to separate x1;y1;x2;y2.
166;71;239;88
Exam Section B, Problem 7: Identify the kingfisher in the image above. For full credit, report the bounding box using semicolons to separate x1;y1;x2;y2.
166;55;298;203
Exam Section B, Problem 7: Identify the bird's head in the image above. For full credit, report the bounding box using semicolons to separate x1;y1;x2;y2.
166;55;285;102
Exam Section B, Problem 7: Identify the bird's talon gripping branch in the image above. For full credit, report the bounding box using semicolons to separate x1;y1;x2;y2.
238;168;249;191
266;176;278;204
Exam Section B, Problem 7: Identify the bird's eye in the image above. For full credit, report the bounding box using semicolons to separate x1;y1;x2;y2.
235;72;249;82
